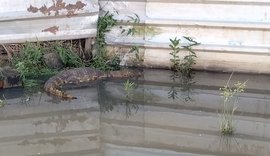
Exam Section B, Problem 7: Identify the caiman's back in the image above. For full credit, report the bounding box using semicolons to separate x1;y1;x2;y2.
44;68;106;99
44;67;142;100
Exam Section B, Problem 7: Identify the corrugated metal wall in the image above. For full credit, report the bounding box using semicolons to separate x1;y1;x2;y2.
101;0;270;73
0;0;99;43
1;0;270;73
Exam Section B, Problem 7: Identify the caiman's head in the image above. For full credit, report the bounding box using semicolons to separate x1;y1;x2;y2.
109;68;142;78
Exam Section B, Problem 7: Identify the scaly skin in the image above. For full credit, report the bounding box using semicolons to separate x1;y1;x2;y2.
44;68;141;100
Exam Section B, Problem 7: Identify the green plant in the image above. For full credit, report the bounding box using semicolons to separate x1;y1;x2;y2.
96;11;117;57
13;42;58;88
92;11;120;71
0;70;4;81
169;36;199;75
52;41;84;68
168;86;178;100
129;46;142;63
123;79;139;118
219;74;247;135
98;81;139;118
93;12;143;70
120;14;142;65
13;40;88;88
121;13;140;36
169;37;181;71
0;94;7;108
91;55;120;71
124;79;136;102
0;99;5;108
168;71;194;102
14;43;43;86
181;36;199;75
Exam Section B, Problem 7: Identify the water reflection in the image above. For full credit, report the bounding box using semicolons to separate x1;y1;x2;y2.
1;70;270;155
0;87;24;100
219;135;240;155
98;81;140;118
168;71;195;102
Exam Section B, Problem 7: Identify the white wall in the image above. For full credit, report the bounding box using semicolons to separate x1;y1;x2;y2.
1;0;270;73
0;0;98;43
101;0;270;73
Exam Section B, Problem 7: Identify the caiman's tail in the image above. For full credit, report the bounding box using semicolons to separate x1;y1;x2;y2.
44;84;77;100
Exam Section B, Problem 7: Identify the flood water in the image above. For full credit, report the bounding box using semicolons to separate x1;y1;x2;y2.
0;69;270;156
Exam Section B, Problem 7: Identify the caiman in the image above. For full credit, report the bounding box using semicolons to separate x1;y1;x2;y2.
44;68;142;100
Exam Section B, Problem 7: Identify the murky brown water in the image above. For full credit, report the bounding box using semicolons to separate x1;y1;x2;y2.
0;69;270;156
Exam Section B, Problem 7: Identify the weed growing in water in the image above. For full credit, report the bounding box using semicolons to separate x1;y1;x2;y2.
219;74;247;135
123;79;139;118
124;79;137;102
0;94;7;108
98;81;139;118
0;99;6;108
0;99;5;108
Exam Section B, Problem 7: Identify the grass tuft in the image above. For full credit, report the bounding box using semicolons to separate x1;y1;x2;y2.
219;73;247;135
